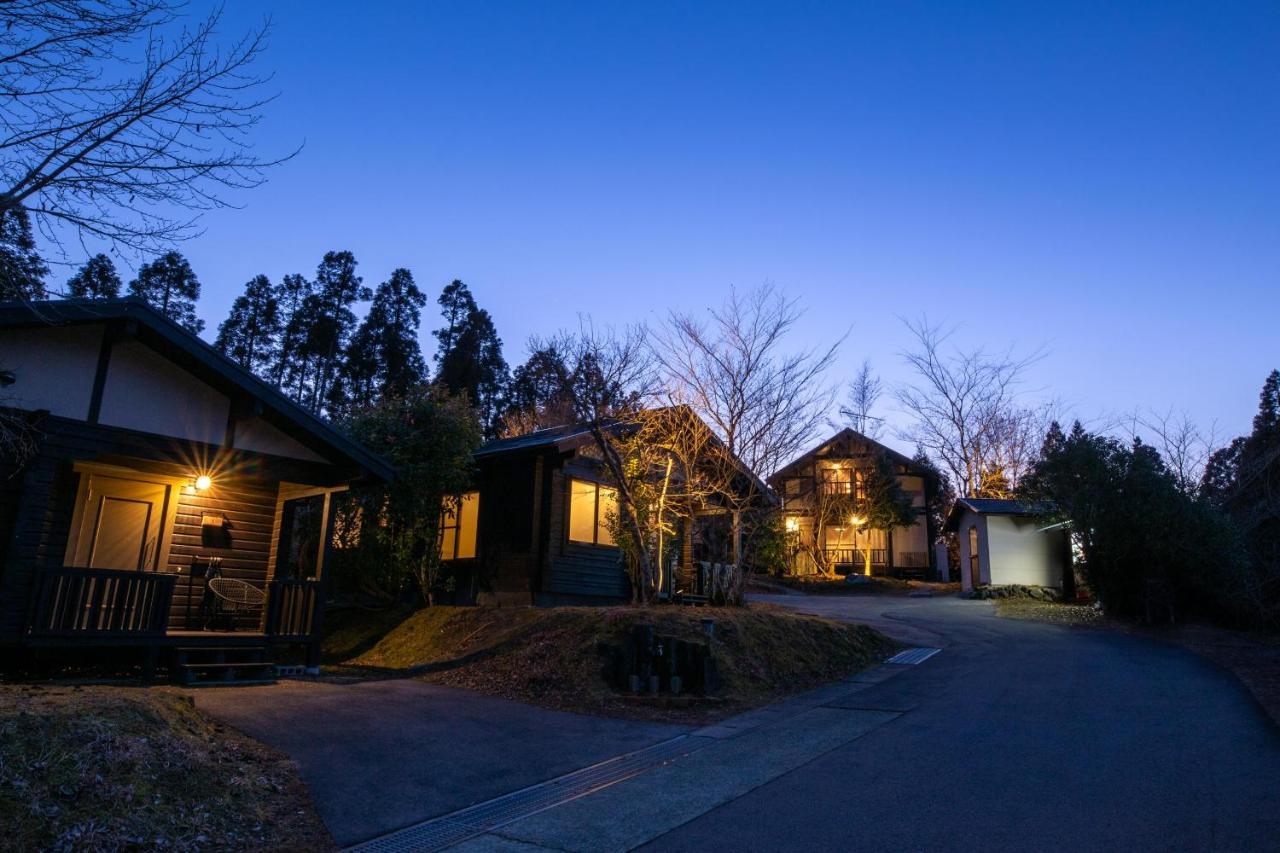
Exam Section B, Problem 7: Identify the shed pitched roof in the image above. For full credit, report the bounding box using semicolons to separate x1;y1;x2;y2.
0;297;394;481
943;497;1058;531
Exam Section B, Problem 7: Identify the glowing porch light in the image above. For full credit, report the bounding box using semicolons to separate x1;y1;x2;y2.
785;517;799;532
194;474;213;491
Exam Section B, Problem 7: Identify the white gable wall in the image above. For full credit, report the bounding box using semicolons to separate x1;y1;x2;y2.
233;415;329;463
985;515;1065;588
98;339;229;446
0;325;103;419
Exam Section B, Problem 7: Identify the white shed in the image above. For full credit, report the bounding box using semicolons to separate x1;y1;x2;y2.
945;498;1070;591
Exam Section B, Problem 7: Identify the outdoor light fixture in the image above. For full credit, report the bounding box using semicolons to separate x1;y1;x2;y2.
785;517;799;532
849;514;865;526
194;474;212;491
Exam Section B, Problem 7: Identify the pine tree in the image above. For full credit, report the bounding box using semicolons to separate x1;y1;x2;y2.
502;345;575;435
128;251;204;333
296;251;367;415
0;208;48;301
215;274;281;374
433;279;508;437
270;273;316;401
332;267;427;417
66;254;122;299
433;280;476;367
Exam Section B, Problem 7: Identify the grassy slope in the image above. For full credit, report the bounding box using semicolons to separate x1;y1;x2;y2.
0;685;332;851
324;605;898;723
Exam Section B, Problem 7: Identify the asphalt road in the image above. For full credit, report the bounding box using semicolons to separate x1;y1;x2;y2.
193;678;683;847
641;594;1280;852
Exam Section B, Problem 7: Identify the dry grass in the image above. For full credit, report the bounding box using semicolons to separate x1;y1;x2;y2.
773;575;960;597
994;598;1107;626
324;605;897;724
0;685;333;852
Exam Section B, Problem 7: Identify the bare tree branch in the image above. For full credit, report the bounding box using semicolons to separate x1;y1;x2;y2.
894;316;1046;497
0;1;293;252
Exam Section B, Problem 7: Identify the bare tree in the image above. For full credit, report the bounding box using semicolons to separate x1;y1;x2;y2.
655;284;842;567
896;317;1045;498
1127;408;1218;497
541;320;663;601
839;358;884;438
0;1;290;252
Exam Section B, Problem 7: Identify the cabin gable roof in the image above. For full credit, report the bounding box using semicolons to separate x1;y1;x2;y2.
769;427;918;485
0;297;394;482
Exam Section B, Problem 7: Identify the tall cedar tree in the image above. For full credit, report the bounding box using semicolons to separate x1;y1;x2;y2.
296;251;367;415
215;275;281;374
433;280;508;437
128;251;203;333
0;208;48;300
271;272;316;400
334;268;428;417
66;254;122;299
1199;370;1280;626
502;345;575;435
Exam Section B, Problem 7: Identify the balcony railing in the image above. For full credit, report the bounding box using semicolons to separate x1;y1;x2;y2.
28;567;176;640
823;547;887;567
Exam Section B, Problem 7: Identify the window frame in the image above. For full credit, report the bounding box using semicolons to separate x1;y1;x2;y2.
439;491;480;561
567;478;618;548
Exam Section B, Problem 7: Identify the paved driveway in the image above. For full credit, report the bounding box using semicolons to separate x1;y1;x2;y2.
641;594;1280;852
194;678;684;846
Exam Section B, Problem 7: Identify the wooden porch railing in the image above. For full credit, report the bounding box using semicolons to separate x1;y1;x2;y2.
27;567;176;639
265;578;322;641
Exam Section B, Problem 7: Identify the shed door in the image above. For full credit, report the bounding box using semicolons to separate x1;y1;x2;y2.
968;525;981;587
72;476;169;571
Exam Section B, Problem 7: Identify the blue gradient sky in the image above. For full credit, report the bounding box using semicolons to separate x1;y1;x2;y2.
93;2;1280;446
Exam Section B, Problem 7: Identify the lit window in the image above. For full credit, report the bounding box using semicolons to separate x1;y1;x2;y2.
820;466;853;495
568;479;618;546
439;492;479;560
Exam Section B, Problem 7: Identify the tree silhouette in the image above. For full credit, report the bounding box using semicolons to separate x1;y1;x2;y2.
128;251;203;333
215;274;280;374
0;208;48;301
66;254;122;299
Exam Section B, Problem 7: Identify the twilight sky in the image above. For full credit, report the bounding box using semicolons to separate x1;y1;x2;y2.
70;2;1280;448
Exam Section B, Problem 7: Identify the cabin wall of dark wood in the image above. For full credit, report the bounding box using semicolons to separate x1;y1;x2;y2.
0;416;326;641
165;479;279;629
540;463;629;602
473;454;540;603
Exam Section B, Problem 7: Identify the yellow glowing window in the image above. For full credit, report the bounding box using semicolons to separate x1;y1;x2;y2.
568;479;618;546
439;492;479;560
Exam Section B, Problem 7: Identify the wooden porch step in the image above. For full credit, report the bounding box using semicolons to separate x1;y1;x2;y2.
170;644;276;686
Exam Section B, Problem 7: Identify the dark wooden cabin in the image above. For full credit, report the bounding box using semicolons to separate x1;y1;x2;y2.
446;414;772;606
769;428;935;578
0;298;393;680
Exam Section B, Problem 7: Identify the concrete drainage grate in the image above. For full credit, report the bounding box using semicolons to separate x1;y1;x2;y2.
345;735;706;852
884;647;941;665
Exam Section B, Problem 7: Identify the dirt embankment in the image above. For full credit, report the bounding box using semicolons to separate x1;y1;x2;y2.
324;604;897;724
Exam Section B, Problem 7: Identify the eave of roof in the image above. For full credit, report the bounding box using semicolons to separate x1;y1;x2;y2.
0;297;395;482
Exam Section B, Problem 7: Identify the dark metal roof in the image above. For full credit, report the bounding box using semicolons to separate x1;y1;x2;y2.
0;297;395;482
944;497;1058;531
473;422;597;458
